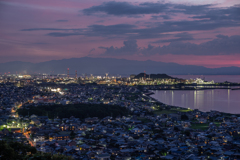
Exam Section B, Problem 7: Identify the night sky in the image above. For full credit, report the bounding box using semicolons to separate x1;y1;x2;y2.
0;0;240;68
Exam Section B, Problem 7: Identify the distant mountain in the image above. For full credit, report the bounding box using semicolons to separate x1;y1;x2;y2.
134;73;176;79
0;57;239;75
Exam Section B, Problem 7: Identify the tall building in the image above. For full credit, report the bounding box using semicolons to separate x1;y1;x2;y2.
67;68;69;79
105;73;109;79
75;70;77;79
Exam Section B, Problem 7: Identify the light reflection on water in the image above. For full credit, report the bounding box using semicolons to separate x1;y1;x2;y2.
150;89;240;114
171;75;240;83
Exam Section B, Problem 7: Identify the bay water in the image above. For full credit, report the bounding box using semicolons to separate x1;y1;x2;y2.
151;75;240;114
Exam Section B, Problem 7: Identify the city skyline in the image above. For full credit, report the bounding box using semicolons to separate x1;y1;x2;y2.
1;0;240;68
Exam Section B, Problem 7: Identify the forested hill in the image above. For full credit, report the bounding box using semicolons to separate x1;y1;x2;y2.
17;103;128;119
134;73;176;79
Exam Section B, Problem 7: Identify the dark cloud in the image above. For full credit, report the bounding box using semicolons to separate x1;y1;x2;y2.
158;19;239;33
21;28;65;31
21;28;81;31
23;17;239;39
99;39;139;55
85;24;171;39
87;24;169;39
152;32;194;43
173;4;212;15
22;3;240;40
192;5;240;22
100;35;240;56
216;34;228;39
99;39;157;56
46;32;83;37
31;42;49;45
152;35;240;55
21;28;85;37
132;18;239;39
22;24;137;38
88;24;136;36
88;48;95;53
22;16;240;39
175;32;193;38
82;1;216;16
95;20;105;23
81;0;240;38
83;1;171;16
151;15;172;20
56;20;69;22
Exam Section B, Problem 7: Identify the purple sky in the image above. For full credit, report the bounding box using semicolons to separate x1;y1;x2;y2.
0;0;240;68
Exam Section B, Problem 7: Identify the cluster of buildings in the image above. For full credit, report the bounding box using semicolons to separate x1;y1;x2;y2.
0;78;240;159
0;73;216;86
25;111;240;160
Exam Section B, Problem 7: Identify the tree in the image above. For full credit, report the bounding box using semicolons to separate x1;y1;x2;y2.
0;140;73;160
70;131;76;140
17;103;128;120
30;153;73;160
174;126;179;132
181;114;189;121
184;130;190;136
0;141;16;159
0;140;37;159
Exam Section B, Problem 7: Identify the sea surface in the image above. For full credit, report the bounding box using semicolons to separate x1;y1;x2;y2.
171;75;240;83
150;89;240;114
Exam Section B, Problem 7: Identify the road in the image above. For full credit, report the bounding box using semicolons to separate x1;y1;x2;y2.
23;132;34;147
11;101;35;147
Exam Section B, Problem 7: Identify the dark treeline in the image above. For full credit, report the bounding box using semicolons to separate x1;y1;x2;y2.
17;103;128;119
0;140;73;160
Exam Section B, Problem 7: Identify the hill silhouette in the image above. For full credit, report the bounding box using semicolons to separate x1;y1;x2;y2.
0;57;240;75
134;73;176;79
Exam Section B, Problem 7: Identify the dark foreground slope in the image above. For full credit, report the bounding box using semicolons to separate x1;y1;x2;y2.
0;141;73;160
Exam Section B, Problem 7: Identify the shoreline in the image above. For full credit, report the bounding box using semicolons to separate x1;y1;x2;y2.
143;90;240;116
146;86;240;91
149;87;240;90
